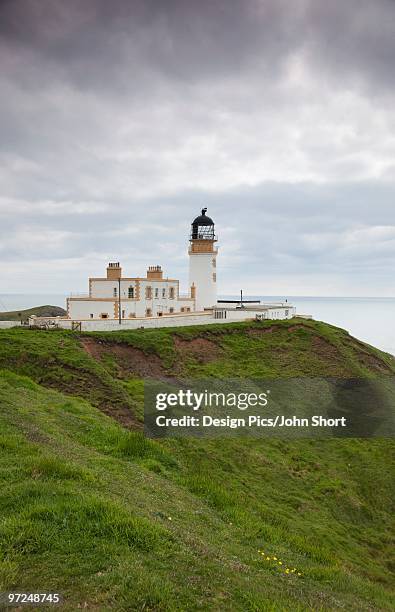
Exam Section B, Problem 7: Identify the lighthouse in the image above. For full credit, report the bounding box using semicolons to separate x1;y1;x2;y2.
189;208;218;311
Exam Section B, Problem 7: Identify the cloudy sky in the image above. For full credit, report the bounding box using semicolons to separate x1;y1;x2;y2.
0;0;394;297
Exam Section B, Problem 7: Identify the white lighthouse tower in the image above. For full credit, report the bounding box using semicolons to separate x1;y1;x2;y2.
188;208;218;311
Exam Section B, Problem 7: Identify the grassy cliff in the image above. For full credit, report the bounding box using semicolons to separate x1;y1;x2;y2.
0;320;394;610
0;305;66;322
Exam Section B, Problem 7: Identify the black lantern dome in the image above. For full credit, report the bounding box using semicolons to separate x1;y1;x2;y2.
190;208;216;240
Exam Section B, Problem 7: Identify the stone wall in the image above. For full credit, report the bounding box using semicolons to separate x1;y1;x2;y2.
30;312;217;331
29;306;298;332
0;321;22;329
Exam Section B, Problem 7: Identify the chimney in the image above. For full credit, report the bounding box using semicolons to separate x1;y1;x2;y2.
147;265;163;280
107;262;122;280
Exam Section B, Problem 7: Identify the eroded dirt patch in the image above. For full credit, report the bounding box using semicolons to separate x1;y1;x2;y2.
311;335;343;362
347;339;394;373
288;324;314;333
38;359;141;430
174;336;223;364
95;400;141;429
247;323;313;336
81;337;167;378
246;326;277;336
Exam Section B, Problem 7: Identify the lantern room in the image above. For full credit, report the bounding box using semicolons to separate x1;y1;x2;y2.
190;208;217;241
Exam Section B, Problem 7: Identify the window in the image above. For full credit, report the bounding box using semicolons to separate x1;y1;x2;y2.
155;288;159;298
162;288;166;298
169;307;174;313
212;258;216;268
128;286;134;298
90;314;93;319
213;273;216;282
128;312;136;318
169;287;175;299
146;286;152;299
113;287;117;297
146;308;152;317
158;312;163;317
100;313;108;319
122;309;125;318
285;309;289;317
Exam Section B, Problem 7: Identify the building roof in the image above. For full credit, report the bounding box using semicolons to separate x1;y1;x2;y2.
192;207;214;226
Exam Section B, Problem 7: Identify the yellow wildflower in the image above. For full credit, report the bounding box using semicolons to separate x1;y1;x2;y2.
256;550;302;578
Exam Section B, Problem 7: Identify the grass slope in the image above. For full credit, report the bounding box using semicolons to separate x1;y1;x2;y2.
0;320;394;611
0;305;66;322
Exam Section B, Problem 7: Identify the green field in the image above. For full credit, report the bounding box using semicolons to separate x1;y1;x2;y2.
0;320;394;610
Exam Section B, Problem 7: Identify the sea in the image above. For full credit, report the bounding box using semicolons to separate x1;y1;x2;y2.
0;294;394;356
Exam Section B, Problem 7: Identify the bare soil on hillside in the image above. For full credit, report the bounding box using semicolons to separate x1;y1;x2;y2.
80;337;167;379
173;335;223;364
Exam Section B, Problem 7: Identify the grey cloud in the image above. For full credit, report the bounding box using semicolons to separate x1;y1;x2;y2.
307;0;395;94
2;0;394;97
0;0;394;296
0;181;394;296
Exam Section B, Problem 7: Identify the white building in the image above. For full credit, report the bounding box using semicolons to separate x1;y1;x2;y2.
67;263;195;321
31;209;296;330
67;208;220;321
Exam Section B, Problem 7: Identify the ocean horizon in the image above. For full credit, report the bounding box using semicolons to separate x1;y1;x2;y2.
0;293;394;356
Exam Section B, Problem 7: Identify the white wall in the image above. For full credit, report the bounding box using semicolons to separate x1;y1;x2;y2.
90;279;125;298
90;278;181;302
32;313;214;331
189;251;217;311
217;306;296;321
0;321;22;329
68;296;195;319
30;306;297;331
68;299;115;320
137;279;181;317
